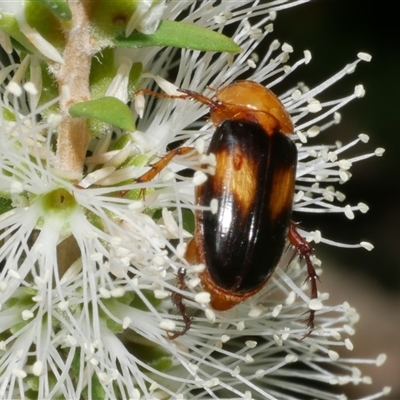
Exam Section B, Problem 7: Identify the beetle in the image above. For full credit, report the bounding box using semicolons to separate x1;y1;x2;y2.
135;81;319;338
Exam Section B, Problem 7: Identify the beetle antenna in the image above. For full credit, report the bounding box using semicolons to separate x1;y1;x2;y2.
178;89;218;110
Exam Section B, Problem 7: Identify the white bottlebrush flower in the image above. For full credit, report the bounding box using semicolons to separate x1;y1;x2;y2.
0;1;390;399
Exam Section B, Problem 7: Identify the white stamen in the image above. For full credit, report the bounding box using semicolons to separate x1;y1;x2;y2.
345;338;354;350
111;288;125;297
291;89;302;100
329;350;340;361
210;198;218;214
195;138;205;154
357;52;372;62
269;11;277;20
344;205;355;220
304;50;312;64
282;327;291;341
271;304;282;317
247;59;256;69
354;84;365;98
360;241;374;251
245;340;257;348
237;321;245;331
12;369;27;379
205;309;216;323
193;171;207;186
123;317;131;329
32;361;43;376
285;354;298;363
269;39;280;50
79;167;116;188
286;291;296;305
244;354;254;364
307;100;322;113
282;43;293;53
187;277;200;288
22;310;34;320
23;82;38;95
58;301;69;311
376;354;387;367
358;203;369;213
308;299;323;311
195;292;211;304
307;125;320;137
159;319;176;331
154;290;168;299
265;23;273;33
221;335;230;343
343;324;356;335
134;93;145;118
248;305;264;318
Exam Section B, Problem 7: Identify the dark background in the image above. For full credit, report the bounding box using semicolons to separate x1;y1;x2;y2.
275;0;399;290
273;0;399;397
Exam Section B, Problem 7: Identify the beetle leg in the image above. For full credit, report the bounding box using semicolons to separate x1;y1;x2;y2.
166;267;192;340
137;147;195;184
288;222;320;333
119;147;195;197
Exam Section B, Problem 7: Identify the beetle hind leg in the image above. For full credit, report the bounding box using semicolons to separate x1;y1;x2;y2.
288;222;320;334
166;267;192;340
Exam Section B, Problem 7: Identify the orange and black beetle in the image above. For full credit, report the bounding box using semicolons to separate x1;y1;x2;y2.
136;81;318;338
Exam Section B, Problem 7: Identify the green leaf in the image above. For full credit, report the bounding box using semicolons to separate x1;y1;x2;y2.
87;51;142;137
115;20;241;53
106;318;124;334
0;197;13;216
40;0;72;21
1;107;16;122
127;342;172;372
90;375;106;400
69;97;135;132
182;208;195;234
130;289;162;310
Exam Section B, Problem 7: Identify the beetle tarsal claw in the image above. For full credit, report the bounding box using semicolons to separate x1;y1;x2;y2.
298;310;316;341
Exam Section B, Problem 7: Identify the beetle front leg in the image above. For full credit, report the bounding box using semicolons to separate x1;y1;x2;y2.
119;147;195;197
288;222;320;333
136;147;195;184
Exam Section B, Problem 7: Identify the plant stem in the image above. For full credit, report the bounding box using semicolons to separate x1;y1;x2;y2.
55;0;92;178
